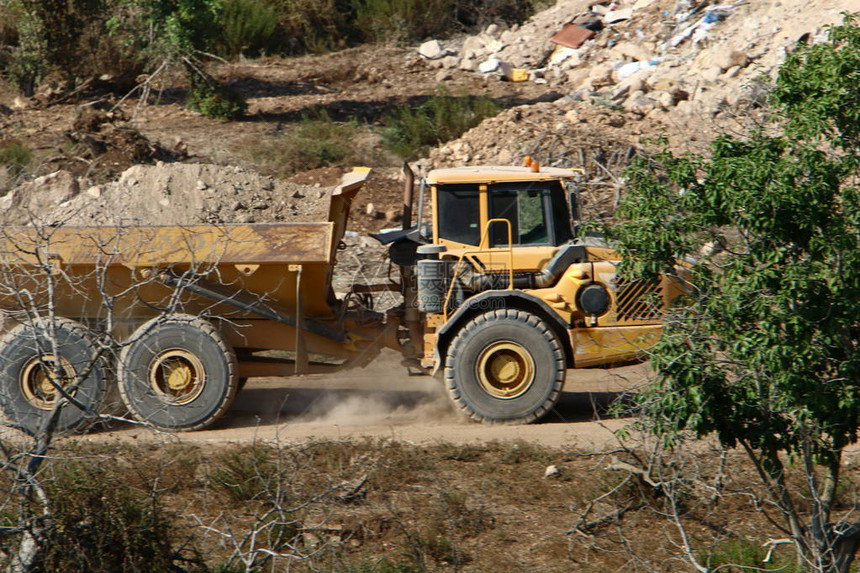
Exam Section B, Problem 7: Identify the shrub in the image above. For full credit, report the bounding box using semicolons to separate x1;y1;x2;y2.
217;0;280;58
355;0;456;44
208;444;278;502
0;2;20;50
336;558;423;573
0;140;32;174
186;71;247;119
382;92;500;159
354;0;551;44
278;0;357;54
704;539;801;573
40;459;178;573
245;111;369;176
453;0;554;29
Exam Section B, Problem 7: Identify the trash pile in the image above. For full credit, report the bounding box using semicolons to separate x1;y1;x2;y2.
418;0;846;121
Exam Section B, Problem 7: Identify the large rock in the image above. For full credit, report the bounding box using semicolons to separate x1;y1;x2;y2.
440;56;460;70
565;67;591;89
462;35;488;58
418;40;445;60
611;41;653;63
714;50;749;72
479;58;502;73
459;57;477;71
611;70;650;101
3;171;80;223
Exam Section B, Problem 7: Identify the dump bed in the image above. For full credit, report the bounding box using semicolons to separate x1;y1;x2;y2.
0;168;370;325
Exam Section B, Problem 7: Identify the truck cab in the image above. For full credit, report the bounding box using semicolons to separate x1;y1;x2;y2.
402;163;679;424
429;165;578;274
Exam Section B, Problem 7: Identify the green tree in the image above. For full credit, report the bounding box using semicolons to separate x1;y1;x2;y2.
8;0;105;94
608;13;860;573
106;0;247;119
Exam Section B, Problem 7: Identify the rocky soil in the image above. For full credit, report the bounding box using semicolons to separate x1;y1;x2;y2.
0;161;336;227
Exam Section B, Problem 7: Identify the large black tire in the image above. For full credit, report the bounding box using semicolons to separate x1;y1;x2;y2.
0;318;111;435
444;309;565;424
118;315;238;431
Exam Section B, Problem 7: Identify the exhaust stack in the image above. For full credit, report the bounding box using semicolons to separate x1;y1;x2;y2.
402;162;414;230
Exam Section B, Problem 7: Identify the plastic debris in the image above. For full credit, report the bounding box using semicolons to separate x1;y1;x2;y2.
669;1;745;48
605;8;634;23
507;68;529;82
617;58;661;79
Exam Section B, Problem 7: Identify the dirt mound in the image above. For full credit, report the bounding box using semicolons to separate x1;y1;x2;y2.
0;162;336;227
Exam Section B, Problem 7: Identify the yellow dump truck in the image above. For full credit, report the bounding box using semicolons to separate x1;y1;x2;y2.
0;163;679;434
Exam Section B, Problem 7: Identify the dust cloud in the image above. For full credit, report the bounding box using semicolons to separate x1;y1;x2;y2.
294;376;457;427
229;350;461;427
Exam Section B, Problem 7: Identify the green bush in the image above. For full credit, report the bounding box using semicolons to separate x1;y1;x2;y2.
336;558;423;573
278;0;357;54
704;539;801;572
0;2;20;52
0;140;32;173
355;0;551;44
454;0;554;29
208;444;278;502
217;0;280;58
355;0;456;44
382;92;500;159
245;111;369;176
186;71;247;119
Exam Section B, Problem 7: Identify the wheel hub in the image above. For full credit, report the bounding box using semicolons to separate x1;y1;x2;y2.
476;341;535;399
149;349;206;405
20;355;76;410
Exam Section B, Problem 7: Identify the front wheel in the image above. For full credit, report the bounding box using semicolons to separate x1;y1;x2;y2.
118;315;238;431
444;309;565;424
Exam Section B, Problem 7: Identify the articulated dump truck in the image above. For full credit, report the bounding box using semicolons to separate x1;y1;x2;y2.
0;163;682;435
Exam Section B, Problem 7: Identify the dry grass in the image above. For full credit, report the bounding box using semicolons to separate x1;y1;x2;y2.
0;438;837;572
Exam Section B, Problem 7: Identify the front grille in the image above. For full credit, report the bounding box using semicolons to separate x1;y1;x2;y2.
615;278;664;321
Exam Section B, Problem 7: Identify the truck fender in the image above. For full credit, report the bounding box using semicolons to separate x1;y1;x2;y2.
432;290;573;374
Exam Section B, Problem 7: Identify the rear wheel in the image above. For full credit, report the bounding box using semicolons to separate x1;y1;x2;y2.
118;315;237;431
444;309;565;424
0;319;111;435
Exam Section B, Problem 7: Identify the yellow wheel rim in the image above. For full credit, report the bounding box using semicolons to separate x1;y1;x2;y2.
149;349;206;405
20;355;76;410
475;341;535;399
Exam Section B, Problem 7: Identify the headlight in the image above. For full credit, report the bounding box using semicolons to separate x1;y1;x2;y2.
577;283;610;315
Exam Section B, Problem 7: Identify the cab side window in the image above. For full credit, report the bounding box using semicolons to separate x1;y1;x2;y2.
437;184;480;246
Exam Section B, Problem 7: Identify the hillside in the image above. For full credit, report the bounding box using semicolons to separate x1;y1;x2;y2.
1;0;857;229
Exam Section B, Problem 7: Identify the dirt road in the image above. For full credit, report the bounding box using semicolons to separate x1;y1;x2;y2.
84;351;653;449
